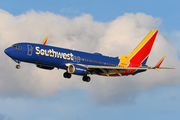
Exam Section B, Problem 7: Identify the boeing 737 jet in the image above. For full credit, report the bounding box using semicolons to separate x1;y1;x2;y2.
4;29;173;82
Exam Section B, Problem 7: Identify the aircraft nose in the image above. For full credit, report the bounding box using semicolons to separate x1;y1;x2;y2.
4;47;10;55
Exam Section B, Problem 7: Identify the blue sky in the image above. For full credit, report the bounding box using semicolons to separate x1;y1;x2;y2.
0;0;180;120
1;0;180;31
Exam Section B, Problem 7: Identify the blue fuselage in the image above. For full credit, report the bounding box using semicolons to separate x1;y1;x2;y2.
4;43;120;70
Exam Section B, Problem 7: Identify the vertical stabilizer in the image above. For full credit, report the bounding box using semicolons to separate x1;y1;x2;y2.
129;29;158;65
119;29;158;67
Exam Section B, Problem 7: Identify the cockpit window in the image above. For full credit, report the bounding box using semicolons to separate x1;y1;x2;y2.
11;45;22;49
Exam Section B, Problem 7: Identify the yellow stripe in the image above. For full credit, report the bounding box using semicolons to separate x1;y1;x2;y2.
129;29;157;59
118;29;157;67
155;56;165;67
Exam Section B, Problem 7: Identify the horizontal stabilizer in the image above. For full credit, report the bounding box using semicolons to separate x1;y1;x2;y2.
146;57;175;70
155;67;175;69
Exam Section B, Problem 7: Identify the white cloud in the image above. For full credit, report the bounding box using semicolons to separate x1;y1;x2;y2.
0;9;179;104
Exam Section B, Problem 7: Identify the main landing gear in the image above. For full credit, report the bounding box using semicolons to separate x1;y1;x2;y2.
63;72;72;79
82;75;91;82
63;72;91;82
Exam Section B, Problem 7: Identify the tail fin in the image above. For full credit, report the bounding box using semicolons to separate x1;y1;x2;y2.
118;29;158;67
129;29;158;65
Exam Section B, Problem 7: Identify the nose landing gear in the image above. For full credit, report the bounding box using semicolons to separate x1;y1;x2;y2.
16;64;20;69
11;59;21;69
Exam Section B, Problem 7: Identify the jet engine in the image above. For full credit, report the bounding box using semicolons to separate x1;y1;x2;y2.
67;64;88;75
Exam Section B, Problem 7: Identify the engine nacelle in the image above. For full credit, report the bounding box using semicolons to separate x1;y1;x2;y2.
36;64;54;70
67;64;88;75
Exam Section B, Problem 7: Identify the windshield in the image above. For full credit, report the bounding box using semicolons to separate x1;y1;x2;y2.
11;45;22;49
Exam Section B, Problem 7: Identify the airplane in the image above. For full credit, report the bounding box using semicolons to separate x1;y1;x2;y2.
4;29;173;82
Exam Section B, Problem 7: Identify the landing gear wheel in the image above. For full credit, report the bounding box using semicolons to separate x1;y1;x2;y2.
82;76;91;82
63;72;71;79
67;73;71;78
16;65;20;69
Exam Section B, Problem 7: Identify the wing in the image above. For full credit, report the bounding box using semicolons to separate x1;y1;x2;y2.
87;65;147;70
86;65;148;76
86;64;174;76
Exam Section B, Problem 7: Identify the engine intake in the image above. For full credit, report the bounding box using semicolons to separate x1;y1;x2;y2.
68;64;88;75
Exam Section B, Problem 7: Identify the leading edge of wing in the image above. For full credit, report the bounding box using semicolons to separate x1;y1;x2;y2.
86;65;148;70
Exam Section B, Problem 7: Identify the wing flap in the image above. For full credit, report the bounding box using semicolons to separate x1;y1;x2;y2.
86;65;148;70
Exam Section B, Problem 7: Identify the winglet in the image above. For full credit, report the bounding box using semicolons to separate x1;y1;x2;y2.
42;36;49;45
154;56;166;68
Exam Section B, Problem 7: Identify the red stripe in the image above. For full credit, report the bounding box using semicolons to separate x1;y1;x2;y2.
130;31;158;64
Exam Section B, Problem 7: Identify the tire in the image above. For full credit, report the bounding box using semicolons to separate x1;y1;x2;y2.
87;76;91;82
63;72;68;78
63;72;71;79
82;76;91;82
16;65;20;69
67;73;71;78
